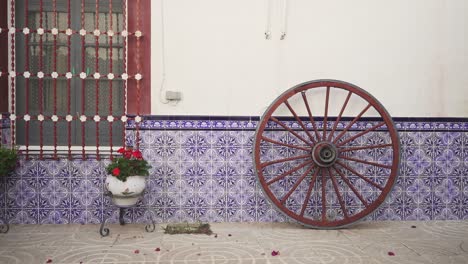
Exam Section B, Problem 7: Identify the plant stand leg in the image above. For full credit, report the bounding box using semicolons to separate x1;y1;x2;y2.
99;191;112;237
119;208;126;226
145;213;156;232
0;218;9;234
99;214;110;237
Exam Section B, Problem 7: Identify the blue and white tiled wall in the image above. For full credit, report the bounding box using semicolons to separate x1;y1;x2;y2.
0;116;467;224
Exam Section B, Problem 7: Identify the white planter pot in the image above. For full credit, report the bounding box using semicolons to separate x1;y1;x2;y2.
105;175;147;207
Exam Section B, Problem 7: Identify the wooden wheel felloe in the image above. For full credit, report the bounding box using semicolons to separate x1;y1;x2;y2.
253;80;400;228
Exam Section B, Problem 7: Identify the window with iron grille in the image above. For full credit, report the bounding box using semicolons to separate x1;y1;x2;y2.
1;0;150;159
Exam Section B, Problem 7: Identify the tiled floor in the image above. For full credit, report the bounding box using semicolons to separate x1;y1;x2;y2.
0;221;467;264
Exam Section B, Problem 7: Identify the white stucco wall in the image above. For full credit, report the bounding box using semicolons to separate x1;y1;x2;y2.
150;0;468;117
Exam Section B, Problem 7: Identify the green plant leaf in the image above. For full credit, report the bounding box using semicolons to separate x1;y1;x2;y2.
0;147;18;177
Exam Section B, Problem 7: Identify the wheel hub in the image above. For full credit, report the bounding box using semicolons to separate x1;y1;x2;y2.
312;142;338;167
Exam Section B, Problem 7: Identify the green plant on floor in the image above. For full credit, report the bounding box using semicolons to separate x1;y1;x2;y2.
163;223;213;235
0;147;18;176
106;147;151;182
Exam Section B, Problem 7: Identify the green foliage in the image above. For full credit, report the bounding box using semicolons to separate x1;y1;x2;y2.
105;148;151;182
163;223;213;235
0;147;18;176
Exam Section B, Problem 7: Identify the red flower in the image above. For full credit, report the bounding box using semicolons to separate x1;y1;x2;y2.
112;168;121;176
388;251;395;256
124;150;132;159
132;150;143;159
117;147;125;154
271;250;280;256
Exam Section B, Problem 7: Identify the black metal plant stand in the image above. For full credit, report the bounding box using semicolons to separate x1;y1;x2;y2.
99;191;156;237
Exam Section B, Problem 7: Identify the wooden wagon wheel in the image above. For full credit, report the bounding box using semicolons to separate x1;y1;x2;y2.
253;80;400;228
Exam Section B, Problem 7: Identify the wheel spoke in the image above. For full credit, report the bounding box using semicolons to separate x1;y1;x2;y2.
337;121;386;147
262;136;310;152
321;169;327;222
267;160;314;185
271;117;314;147
280;164;316;204
339;155;392;170
301;91;322;142
335;161;384;191
284;100;317;144
339;143;393;153
300;168;321;217
328;168;349;219
327;91;352;141
331;165;368;207
323;87;330;140
260;154;310;168
332;103;372;144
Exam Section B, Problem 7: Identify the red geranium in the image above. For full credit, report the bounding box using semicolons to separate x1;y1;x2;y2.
112;168;121;176
132;150;143;159
106;147;151;182
123;150;132;159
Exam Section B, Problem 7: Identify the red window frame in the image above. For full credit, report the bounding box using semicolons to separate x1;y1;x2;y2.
127;0;150;115
0;0;8;111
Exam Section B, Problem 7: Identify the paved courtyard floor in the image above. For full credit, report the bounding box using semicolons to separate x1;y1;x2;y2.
0;221;467;264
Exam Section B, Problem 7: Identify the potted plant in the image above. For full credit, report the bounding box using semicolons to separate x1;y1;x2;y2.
105;147;151;207
0;147;18;177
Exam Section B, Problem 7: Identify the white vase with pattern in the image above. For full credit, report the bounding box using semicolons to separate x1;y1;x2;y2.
105;175;146;207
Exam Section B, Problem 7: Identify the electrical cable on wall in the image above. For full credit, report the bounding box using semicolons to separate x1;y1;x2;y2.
280;0;288;40
159;0;174;105
158;0;180;106
159;0;169;104
265;0;273;39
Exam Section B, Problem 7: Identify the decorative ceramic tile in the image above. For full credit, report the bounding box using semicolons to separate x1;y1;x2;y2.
0;116;467;224
0;128;10;146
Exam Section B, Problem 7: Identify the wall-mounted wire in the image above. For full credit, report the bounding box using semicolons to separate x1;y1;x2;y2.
280;0;289;40
265;0;273;40
159;0;170;105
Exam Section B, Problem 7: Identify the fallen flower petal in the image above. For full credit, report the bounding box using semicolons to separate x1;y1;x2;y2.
134;250;140;254
46;259;52;263
388;251;395;256
155;247;161;252
271;250;280;256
